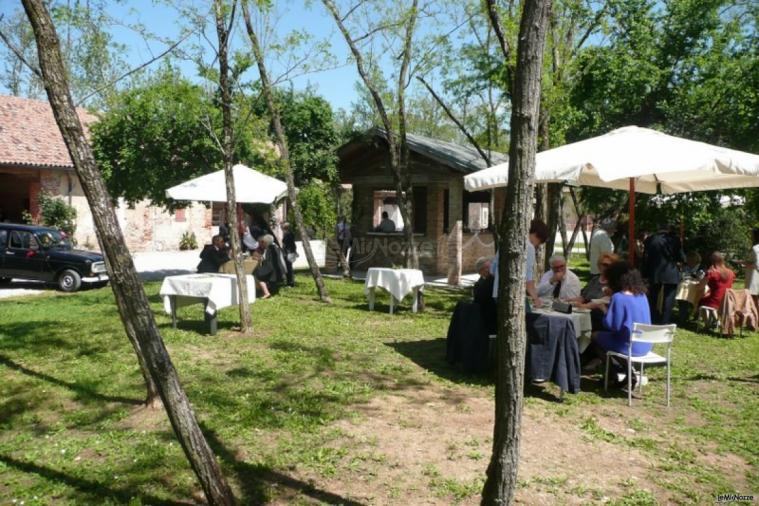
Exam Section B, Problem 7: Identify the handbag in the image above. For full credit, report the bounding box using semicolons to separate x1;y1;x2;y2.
552;300;572;314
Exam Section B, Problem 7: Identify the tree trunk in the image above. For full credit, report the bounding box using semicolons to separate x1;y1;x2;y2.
241;1;332;303
482;0;551;504
22;1;235;504
323;0;420;269
215;0;252;332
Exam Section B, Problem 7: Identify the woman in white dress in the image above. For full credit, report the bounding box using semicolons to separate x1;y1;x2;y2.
746;228;759;307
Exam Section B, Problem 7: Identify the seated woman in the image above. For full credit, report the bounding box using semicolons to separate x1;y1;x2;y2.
586;261;652;385
570;252;618;331
698;252;735;310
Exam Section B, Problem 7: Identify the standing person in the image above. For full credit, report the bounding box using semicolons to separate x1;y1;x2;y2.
698;252;736;310
197;235;230;273
745;229;759;309
282;222;297;287
335;216;351;273
491;219;550;309
589;219;615;275
642;225;685;324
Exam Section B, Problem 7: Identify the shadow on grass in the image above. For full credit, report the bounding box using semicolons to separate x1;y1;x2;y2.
202;427;366;506
0;354;143;406
385;338;492;386
0;454;188;506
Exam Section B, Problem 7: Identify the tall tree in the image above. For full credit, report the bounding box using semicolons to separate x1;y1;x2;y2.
214;0;253;331
21;1;234;503
241;0;332;303
323;0;421;268
482;0;552;503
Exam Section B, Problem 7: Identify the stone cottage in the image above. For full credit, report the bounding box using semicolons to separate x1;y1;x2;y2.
337;128;508;279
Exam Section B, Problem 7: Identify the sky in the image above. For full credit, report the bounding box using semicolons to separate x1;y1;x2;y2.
0;0;416;112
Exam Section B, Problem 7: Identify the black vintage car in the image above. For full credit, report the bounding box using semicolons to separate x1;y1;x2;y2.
0;223;108;292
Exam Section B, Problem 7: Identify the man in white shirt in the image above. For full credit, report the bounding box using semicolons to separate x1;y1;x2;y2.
537;254;581;300
589;220;615;275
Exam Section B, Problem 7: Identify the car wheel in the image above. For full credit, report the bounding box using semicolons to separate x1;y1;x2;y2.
57;269;82;292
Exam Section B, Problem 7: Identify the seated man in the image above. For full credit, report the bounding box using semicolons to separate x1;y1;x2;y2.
197;235;229;273
375;211;397;233
536;254;581;301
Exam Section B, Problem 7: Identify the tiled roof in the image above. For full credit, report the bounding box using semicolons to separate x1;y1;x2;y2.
0;94;98;169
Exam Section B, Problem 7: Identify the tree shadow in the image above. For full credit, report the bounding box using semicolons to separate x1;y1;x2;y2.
201;426;366;506
0;454;190;506
385;338;493;387
0;354;143;406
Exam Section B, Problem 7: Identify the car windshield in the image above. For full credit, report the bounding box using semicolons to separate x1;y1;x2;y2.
36;230;72;250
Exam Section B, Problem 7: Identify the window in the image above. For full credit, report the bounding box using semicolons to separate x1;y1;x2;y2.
9;230;39;250
212;203;225;226
463;191;491;231
175;208;186;222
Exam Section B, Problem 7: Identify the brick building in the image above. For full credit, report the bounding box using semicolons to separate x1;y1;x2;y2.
0;95;213;251
337;129;508;279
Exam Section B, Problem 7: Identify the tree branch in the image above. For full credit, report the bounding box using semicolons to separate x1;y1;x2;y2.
416;75;492;166
75;30;194;106
0;14;42;79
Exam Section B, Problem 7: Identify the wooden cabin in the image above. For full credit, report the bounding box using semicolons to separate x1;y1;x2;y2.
337;129;508;281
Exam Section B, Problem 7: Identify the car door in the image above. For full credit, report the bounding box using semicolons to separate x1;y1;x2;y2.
0;229;8;277
4;229;46;280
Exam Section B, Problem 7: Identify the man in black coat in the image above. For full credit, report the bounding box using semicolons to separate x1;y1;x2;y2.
197;235;230;273
642;226;685;324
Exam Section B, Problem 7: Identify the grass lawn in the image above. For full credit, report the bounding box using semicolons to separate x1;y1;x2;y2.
0;266;757;505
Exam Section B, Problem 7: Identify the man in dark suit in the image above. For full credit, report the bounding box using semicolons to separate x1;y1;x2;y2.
282;222;297;287
197;235;230;273
642;225;685;324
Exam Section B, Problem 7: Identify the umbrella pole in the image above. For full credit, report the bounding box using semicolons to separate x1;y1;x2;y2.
628;177;636;265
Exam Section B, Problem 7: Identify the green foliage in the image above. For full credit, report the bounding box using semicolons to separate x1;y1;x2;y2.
179;232;198;251
92;67;271;209
251;88;340;185
38;191;77;237
296;179;337;239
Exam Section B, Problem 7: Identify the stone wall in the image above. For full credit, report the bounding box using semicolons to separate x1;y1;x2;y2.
38;169;213;251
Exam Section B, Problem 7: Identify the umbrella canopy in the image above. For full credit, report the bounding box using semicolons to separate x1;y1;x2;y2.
166;164;289;204
464;126;759;194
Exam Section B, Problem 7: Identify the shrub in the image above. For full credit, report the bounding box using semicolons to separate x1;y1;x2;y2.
38;191;77;237
179;231;198;250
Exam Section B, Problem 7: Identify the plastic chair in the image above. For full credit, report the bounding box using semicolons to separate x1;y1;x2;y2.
604;323;676;407
698;305;720;333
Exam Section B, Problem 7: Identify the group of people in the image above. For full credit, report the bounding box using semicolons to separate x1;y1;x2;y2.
197;216;298;299
473;218;759;391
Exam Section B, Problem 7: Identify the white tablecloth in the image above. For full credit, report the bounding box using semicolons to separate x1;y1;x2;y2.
676;279;704;305
364;268;425;302
160;273;256;315
532;308;593;352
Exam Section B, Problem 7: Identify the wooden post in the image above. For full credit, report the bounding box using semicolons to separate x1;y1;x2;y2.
448;220;463;285
628;178;636;265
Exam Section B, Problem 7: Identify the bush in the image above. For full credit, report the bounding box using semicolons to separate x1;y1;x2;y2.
296;179;337;239
38;191;77;237
179;231;198;250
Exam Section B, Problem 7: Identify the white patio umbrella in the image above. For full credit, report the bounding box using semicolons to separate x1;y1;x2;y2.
463;126;759;260
166;164;289;204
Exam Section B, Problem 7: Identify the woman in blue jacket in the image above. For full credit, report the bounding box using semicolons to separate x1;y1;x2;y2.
586;261;652;387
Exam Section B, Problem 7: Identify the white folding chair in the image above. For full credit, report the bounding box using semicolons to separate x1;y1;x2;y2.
698;305;720;334
604;323;676;407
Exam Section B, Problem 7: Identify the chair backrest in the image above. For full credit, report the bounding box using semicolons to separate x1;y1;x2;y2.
632;323;676;344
